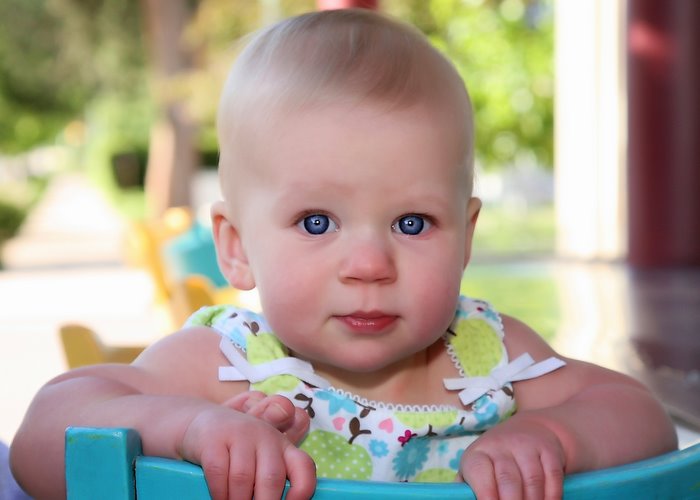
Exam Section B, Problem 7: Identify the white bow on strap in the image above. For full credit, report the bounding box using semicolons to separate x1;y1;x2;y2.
218;338;331;389
443;353;566;406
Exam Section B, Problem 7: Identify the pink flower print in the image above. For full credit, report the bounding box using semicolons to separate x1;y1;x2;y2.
398;429;417;447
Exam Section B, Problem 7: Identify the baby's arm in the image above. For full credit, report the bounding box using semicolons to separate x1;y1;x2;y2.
10;328;315;500
460;315;678;499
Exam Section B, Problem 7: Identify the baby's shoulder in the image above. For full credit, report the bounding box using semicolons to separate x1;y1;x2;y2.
127;325;235;401
499;313;558;361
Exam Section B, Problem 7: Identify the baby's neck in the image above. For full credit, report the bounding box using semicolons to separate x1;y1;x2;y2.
296;339;459;407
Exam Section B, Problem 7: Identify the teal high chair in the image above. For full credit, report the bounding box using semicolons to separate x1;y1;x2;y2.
65;427;700;499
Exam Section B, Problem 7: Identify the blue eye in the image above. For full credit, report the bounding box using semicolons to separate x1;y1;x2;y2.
299;214;337;235
394;215;429;235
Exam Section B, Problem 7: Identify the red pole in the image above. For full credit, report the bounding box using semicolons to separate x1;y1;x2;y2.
627;0;700;267
317;0;378;10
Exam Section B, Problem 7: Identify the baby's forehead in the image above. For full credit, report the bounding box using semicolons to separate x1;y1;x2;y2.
221;99;471;192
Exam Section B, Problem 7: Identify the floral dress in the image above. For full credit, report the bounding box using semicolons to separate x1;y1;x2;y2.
186;295;564;482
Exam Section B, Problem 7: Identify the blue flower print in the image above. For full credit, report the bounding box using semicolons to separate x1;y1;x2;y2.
473;396;500;430
227;329;246;349
449;448;464;470
437;441;449;456
392;438;430;480
455;298;472;320
444;424;480;437
369;439;389;458
316;390;357;415
481;307;499;323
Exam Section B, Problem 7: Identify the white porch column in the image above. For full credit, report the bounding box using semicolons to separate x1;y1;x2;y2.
554;0;627;260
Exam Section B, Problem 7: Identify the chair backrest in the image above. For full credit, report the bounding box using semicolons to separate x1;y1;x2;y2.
124;207;194;304
169;275;243;325
59;324;145;369
168;275;218;326
65;427;700;499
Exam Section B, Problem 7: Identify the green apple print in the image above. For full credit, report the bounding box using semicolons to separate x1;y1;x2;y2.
394;411;457;429
300;429;373;480
448;318;503;376
247;332;299;394
414;468;458;482
187;305;230;327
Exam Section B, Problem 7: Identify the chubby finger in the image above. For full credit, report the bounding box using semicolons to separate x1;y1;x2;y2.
246;395;309;442
493;454;523;500
199;444;231;500
227;392;299;433
282;407;311;445
513;450;545;500
221;391;267;412
227;438;255;500
253;441;288;500
461;450;499;499
540;450;565;500
282;444;317;500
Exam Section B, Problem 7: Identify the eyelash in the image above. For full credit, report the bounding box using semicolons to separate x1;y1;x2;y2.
392;214;433;236
296;212;338;235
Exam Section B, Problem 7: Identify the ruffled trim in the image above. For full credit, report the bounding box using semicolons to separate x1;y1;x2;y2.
444;334;466;378
326;386;463;414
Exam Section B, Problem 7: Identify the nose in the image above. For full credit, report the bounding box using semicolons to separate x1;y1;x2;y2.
338;237;397;284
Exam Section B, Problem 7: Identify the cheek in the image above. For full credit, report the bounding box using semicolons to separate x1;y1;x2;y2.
253;249;329;329
403;245;464;331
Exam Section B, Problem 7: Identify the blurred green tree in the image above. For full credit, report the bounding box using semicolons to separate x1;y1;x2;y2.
189;0;554;171
0;0;553;217
391;0;554;169
0;0;147;154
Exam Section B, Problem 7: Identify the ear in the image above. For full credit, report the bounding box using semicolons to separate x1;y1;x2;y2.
462;196;482;269
211;201;256;290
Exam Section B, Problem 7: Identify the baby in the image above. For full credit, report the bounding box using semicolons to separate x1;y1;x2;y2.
11;8;677;500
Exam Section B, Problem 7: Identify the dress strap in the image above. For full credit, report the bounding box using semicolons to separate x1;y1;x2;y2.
218;338;331;389
443;353;566;405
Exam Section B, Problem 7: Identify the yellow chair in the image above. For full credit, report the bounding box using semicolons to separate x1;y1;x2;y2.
124;206;194;304
59;324;146;369
168;275;240;326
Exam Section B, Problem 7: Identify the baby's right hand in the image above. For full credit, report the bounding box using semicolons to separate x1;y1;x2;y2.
223;391;310;445
181;405;316;500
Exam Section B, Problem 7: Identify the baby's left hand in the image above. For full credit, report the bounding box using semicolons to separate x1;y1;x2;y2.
459;414;566;500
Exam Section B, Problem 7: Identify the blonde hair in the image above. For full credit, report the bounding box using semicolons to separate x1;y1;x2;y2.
217;9;474;193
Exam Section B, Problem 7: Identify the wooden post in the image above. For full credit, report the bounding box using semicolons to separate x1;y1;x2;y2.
627;0;700;267
140;0;198;217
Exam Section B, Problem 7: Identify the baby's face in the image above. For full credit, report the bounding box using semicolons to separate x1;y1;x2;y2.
222;101;478;376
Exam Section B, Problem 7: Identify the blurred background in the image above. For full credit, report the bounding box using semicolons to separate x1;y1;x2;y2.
0;0;698;450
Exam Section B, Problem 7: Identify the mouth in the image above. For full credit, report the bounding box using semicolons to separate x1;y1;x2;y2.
335;311;398;334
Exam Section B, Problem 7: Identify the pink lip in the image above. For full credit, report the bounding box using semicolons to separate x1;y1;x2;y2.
336;311;398;334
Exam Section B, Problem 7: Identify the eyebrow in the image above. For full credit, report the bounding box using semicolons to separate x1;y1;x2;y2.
271;180;458;216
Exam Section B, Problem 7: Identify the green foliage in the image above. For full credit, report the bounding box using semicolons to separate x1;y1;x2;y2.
462;262;560;342
0;199;26;242
472;203;555;256
0;175;49;247
188;0;554;170
0;0;91;152
389;0;554;169
0;0;147;154
184;0;317;134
